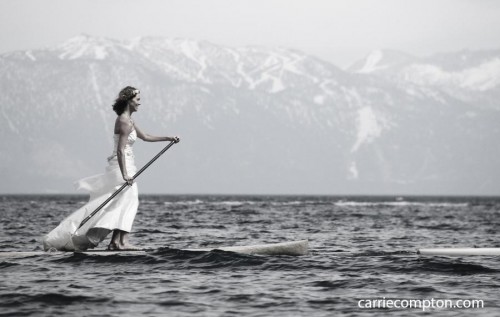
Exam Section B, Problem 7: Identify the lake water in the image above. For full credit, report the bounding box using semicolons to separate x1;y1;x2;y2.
0;195;499;316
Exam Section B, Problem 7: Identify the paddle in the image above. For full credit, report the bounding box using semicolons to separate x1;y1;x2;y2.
76;140;177;231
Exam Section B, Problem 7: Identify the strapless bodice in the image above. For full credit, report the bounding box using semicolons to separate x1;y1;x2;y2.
108;129;137;160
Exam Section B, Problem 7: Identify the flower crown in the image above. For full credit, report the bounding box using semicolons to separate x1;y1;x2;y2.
119;89;140;100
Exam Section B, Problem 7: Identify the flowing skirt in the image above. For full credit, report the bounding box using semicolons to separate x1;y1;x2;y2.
42;155;138;251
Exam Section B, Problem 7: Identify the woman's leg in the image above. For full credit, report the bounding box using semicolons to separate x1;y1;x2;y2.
119;231;140;250
108;230;121;250
108;230;139;250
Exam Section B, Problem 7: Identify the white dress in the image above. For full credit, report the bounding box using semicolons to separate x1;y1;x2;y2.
43;128;139;251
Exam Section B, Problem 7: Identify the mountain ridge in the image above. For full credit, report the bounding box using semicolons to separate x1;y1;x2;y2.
1;35;499;195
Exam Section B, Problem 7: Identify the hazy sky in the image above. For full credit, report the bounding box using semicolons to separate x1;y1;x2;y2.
1;0;499;68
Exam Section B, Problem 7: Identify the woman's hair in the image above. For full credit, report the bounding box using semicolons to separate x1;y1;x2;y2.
112;86;140;115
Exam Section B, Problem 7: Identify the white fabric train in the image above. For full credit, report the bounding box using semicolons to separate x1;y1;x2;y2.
42;129;139;251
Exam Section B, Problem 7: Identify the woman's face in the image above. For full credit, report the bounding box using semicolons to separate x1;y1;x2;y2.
129;92;141;113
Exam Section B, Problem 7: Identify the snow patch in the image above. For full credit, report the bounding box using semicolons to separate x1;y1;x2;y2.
225;48;240;63
320;80;338;96
403;58;500;91
237;63;256;89
267;74;285;93
464;111;477;118
342;87;364;108
349;161;359;179
196;55;209;82
89;64;103;105
125;37;142;50
245;68;285;93
99;108;112;145
58;36;110;60
180;40;199;62
1;107;19;134
94;46;108;60
403;64;452;86
460;58;500;91
180;40;211;83
200;87;211;94
314;95;325;104
351;106;383;152
25;51;36;61
356;50;384;73
405;87;418;96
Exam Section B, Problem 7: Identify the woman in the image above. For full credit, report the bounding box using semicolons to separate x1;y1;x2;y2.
43;86;179;251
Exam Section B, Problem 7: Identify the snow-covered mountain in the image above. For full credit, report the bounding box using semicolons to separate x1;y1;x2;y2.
1;35;499;195
349;49;500;110
347;49;417;74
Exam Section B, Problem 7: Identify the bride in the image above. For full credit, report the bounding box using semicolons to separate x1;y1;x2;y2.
43;86;180;251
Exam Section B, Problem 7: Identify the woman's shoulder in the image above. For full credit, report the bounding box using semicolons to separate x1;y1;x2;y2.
116;115;133;125
115;115;134;133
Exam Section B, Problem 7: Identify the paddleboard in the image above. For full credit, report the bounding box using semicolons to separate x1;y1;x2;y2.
188;240;308;256
0;240;308;258
418;248;500;256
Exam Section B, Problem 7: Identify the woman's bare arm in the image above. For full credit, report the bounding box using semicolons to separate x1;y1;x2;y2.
134;123;179;142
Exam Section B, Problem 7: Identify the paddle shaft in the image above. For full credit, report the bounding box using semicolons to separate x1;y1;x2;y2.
76;140;176;230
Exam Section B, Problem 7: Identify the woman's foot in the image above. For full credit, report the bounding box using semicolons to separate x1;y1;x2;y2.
107;242;140;251
109;230;121;250
108;230;140;251
119;231;140;250
107;242;119;251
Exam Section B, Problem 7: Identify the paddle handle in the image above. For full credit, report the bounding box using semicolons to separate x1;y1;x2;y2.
76;140;177;230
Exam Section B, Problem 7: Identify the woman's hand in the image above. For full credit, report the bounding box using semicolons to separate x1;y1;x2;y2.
123;175;134;186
